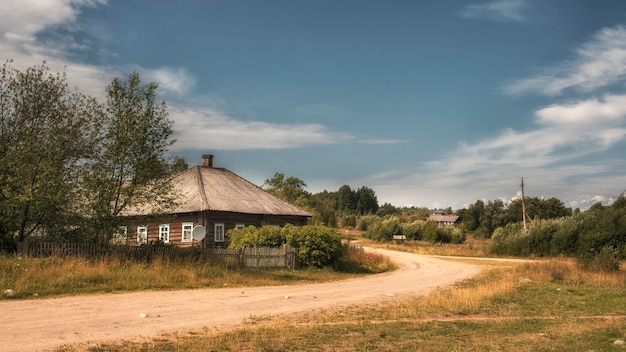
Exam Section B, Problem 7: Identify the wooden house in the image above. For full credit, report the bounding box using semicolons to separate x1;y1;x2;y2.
121;154;312;247
427;214;461;227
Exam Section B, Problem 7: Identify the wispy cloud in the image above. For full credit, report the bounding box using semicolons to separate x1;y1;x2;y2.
0;0;117;98
169;105;404;151
366;31;626;209
459;0;529;23
0;0;392;152
143;66;196;96
366;26;626;209
504;25;626;96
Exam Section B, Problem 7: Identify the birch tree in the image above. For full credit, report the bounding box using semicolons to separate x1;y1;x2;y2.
81;72;176;241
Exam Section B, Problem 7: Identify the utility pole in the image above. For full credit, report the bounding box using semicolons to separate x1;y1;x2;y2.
521;177;527;231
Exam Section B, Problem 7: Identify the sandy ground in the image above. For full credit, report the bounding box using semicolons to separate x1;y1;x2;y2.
0;248;481;352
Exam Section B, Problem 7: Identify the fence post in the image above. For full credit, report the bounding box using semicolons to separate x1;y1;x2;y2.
17;242;26;256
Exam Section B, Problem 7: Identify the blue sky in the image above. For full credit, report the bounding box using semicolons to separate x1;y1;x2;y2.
2;0;626;210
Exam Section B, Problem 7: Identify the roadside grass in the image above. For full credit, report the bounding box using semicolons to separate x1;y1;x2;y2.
0;248;393;299
354;237;492;258
74;258;626;352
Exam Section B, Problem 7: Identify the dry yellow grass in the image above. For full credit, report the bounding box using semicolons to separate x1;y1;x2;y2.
59;256;626;352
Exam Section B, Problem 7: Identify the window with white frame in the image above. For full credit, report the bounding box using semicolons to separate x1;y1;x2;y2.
159;224;170;243
214;223;225;242
137;225;148;244
182;222;193;243
235;223;245;230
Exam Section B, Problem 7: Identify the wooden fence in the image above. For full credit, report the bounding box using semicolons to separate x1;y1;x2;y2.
16;242;296;269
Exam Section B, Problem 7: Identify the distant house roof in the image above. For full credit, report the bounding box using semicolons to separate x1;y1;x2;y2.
428;214;460;225
125;155;312;218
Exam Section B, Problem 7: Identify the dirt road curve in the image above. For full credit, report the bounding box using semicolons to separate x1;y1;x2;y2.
0;249;481;352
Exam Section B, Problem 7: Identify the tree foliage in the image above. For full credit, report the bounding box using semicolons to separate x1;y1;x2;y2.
0;63;175;245
490;193;626;270
263;172;309;207
0;62;98;243
458;197;574;238
262;173;382;227
168;156;189;175
80;72;176;241
363;216;465;244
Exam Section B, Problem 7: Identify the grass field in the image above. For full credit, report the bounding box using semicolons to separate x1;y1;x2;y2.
60;251;625;351
0;246;394;299
3;238;625;351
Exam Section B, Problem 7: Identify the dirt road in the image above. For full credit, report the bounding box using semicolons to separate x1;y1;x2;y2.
0;249;481;352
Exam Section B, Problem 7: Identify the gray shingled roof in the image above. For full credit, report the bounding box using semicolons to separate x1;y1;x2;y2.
126;165;312;217
428;214;460;223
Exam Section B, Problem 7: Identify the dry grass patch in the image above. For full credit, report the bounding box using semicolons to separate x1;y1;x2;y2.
56;257;626;351
0;254;372;299
355;237;491;258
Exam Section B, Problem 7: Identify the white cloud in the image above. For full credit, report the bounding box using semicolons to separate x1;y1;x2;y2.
0;0;106;60
459;0;528;22
143;67;196;96
0;0;115;98
169;105;359;151
536;95;626;126
0;0;385;152
504;25;626;96
362;92;626;209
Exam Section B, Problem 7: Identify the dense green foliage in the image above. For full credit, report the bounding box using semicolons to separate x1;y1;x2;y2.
79;72;176;242
0;62;176;247
262;175;381;227
228;225;344;268
0;62;99;246
363;216;466;244
491;195;626;270
457;196;573;238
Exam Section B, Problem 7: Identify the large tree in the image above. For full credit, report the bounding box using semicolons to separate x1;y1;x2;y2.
263;172;309;206
507;197;572;222
356;186;379;215
80;72;176;241
0;62;98;243
336;184;357;213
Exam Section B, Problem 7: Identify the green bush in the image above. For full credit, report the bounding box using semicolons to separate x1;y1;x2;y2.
490;222;525;256
228;225;343;268
342;215;357;228
578;246;621;272
401;220;424;240
285;225;344;268
228;226;284;248
357;215;377;232
364;216;402;242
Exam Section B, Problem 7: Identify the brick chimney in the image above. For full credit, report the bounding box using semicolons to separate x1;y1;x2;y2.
202;154;214;168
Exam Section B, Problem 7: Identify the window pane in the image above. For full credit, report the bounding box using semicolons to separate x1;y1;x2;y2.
215;223;224;242
159;224;170;243
137;226;147;244
182;222;193;242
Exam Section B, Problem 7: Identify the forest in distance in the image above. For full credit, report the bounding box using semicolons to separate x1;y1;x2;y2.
261;171;625;269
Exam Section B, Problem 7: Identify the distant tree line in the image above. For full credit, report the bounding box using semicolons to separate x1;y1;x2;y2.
490;195;625;270
0;62;179;251
456;197;573;238
263;172;625;266
263;173;379;227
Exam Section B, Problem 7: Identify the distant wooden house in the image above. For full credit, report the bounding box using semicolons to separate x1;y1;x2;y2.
428;214;461;227
121;154;312;247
